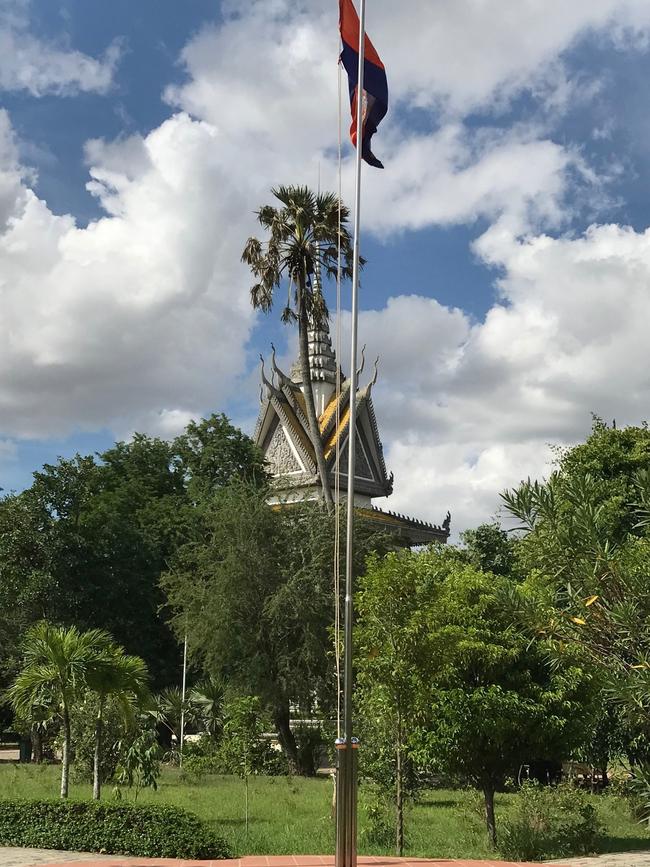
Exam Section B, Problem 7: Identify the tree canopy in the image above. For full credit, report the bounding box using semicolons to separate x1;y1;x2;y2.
502;419;650;715
0;413;265;692
162;480;395;774
356;547;595;846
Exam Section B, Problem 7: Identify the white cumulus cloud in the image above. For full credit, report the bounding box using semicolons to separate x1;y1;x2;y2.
0;109;256;439
0;1;120;96
346;222;650;531
3;0;650;536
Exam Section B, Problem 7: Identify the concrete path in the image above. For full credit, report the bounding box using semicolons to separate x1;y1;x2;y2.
0;851;115;867
4;851;650;867
0;852;570;867
547;854;650;866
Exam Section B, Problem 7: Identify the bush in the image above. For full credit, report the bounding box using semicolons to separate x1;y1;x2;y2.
622;764;650;822
218;696;285;777
70;695;129;784
499;782;602;861
262;746;289;776
181;754;226;781
0;799;231;859
183;733;221;759
359;785;397;849
115;723;161;798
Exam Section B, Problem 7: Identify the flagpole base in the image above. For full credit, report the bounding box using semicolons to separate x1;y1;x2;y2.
335;738;359;867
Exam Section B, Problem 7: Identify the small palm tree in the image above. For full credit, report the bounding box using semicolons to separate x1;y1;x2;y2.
9;622;113;798
85;646;149;799
242;185;356;510
151;686;198;753
191;675;226;741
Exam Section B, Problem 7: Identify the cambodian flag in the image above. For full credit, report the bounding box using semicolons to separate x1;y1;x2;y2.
339;0;388;169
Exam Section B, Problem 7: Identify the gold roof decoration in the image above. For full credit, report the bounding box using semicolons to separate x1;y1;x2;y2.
253;314;450;546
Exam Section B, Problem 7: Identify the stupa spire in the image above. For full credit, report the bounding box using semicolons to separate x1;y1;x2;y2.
290;313;339;385
309;317;338;383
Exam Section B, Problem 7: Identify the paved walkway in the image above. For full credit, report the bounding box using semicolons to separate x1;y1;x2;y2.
0;852;570;867
548;854;650;866
4;849;650;867
0;852;115;867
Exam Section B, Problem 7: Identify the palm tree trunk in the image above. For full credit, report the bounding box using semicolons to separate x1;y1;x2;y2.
32;727;42;764
61;705;71;798
298;286;333;512
93;699;104;800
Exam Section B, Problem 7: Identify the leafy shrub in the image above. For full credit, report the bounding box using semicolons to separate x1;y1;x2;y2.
181;754;226;781
71;695;129;784
218;696;284;776
499;782;602;861
360;787;396;849
622;764;650;822
180;717;287;780
180;733;227;780
114;723;161;800
0;799;231;859
183;733;221;758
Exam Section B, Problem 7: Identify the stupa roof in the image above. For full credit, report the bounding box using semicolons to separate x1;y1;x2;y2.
253;313;451;546
254;357;393;501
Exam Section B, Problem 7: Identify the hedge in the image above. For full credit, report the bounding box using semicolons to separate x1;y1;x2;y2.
0;799;231;859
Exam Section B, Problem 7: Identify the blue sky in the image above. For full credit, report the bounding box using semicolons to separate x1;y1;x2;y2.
3;0;650;529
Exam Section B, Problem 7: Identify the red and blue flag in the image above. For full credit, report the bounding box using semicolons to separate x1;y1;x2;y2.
339;0;388;169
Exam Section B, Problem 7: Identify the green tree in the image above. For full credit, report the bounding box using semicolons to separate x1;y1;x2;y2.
174;413;266;500
85;645;149;799
0;414;264;693
461;522;517;577
163;481;393;774
3;449;182;688
218;695;275;834
71;695;130;785
501;420;650;712
115;718;161;802
241;185;355;511
0;493;48;730
9;623;113;797
357;549;593;848
557;417;650;540
356;551;427;855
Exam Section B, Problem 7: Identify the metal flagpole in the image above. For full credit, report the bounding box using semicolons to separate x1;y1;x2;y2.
179;631;188;768
336;2;366;866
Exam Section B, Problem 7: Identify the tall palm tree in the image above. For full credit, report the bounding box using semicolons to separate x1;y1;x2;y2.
85;646;149;800
242;186;356;511
9;622;113;798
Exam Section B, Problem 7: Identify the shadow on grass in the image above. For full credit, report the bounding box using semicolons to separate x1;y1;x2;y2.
597;835;650;853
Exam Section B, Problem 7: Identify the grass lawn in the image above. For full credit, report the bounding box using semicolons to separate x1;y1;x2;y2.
1;763;649;860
